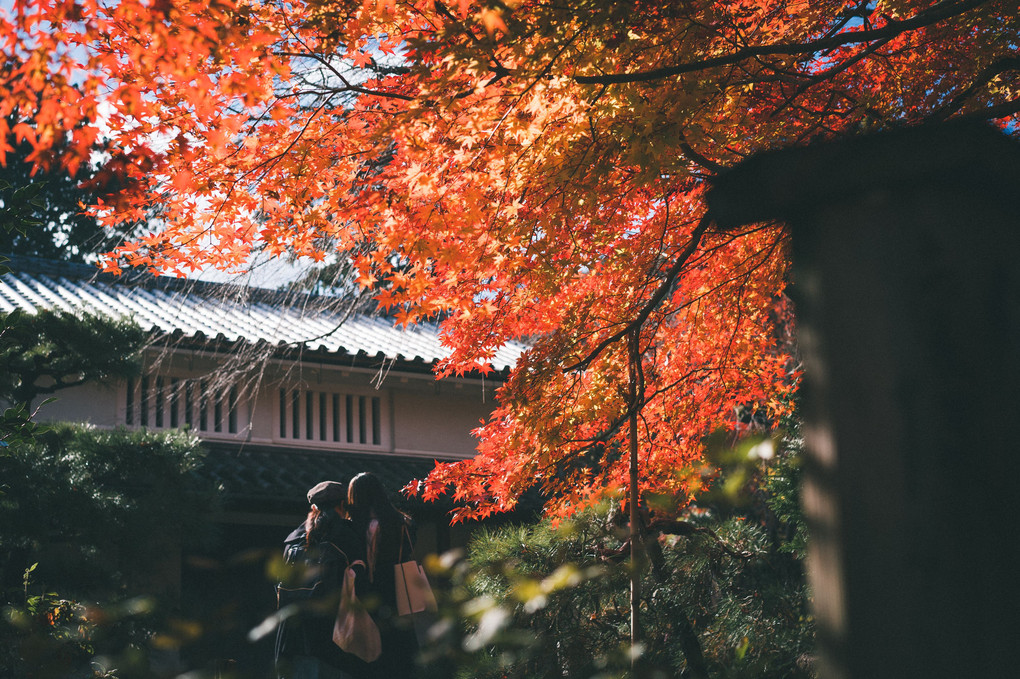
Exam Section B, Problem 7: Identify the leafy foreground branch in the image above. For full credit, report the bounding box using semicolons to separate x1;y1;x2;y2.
417;435;813;679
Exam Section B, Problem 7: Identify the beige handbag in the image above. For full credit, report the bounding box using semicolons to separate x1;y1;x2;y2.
394;525;437;616
332;558;382;662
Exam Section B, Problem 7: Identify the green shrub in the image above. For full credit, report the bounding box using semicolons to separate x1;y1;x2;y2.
0;424;219;678
422;433;814;679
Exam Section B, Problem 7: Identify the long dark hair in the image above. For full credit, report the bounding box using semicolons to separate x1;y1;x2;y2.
347;472;408;533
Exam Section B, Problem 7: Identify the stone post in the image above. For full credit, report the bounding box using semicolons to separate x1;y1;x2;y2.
707;122;1020;679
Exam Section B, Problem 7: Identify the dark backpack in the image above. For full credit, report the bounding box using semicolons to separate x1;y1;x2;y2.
277;527;349;609
277;527;320;608
275;526;352;661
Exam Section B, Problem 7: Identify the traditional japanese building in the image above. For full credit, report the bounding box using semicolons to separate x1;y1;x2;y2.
1;254;525;674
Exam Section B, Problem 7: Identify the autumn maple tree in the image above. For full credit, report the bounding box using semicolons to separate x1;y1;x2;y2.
2;0;1017;525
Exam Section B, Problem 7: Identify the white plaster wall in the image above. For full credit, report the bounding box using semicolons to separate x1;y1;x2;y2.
26;350;501;460
30;381;122;427
391;385;493;458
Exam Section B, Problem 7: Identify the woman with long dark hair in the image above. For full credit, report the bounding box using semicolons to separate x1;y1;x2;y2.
347;472;419;678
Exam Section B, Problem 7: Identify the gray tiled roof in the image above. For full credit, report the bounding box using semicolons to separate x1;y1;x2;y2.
0;256;523;372
200;442;446;514
201;442;544;518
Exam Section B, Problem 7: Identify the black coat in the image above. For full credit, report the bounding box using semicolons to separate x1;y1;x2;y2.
275;514;370;677
362;515;420;678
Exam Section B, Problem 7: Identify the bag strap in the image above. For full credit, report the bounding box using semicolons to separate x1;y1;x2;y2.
366;519;379;582
322;541;351;570
398;521;416;563
397;523;404;563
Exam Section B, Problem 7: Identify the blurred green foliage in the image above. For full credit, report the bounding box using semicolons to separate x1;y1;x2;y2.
417;425;813;679
1;401;50;453
0;424;219;678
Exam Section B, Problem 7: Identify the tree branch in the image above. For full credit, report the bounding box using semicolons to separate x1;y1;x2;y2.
573;0;989;85
769;35;895;119
648;519;754;560
966;97;1020;121
934;57;1020;121
563;213;712;373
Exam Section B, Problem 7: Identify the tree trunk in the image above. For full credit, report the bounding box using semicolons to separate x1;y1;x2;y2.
645;528;711;679
628;330;644;678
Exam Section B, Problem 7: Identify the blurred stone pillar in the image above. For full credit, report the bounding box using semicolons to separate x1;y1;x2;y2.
707;122;1020;679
